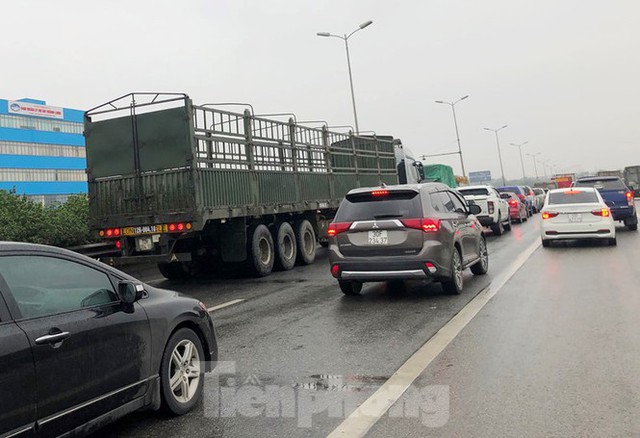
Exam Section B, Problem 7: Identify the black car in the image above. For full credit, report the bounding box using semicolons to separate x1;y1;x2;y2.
0;242;217;438
328;183;488;295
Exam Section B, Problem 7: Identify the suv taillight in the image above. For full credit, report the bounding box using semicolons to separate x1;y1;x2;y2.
327;222;352;236
487;201;494;214
626;191;634;206
402;218;441;233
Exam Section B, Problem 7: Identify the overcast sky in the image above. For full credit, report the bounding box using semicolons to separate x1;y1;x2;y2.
2;0;639;180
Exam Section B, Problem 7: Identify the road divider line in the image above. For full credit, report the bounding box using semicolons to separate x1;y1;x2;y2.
327;238;541;438
207;299;245;312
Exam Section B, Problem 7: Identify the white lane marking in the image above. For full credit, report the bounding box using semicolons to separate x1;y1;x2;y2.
327;238;542;438
207;299;245;312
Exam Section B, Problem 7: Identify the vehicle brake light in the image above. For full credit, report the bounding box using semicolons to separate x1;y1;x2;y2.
425;262;437;274
627;191;634;206
115;240;122;249
168;223;176;232
113;228;121;237
542;211;559;220
327;222;352;236
331;264;340;278
591;208;610;217
509;200;518;206
402;218;440;233
177;223;185;231
371;189;389;197
563;190;581;195
488;201;494;214
106;229;113;237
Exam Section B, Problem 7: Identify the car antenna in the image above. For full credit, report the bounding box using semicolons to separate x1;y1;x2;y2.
381;182;387;188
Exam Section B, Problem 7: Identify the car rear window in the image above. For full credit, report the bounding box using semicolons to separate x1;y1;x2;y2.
575;179;627;190
499;193;513;199
458;188;489;197
336;191;422;221
548;191;599;204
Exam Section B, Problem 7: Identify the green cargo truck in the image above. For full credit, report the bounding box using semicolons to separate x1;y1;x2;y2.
85;93;420;279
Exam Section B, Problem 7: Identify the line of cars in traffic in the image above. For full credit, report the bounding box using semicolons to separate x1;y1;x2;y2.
326;175;638;296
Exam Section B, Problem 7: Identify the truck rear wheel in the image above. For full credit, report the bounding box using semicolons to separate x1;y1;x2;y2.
157;262;189;281
295;220;316;265
249;224;275;277
274;222;297;271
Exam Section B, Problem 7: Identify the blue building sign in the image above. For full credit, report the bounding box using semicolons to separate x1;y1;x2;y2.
468;170;492;184
0;97;86;205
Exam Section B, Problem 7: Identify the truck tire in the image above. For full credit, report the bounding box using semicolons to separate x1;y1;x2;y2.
157;262;189;281
274;222;297;271
295;220;316;265
249;224;275;277
491;215;504;235
504;216;512;231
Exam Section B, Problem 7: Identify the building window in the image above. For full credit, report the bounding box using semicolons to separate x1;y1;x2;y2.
0;141;86;158
0;114;83;135
0;168;87;182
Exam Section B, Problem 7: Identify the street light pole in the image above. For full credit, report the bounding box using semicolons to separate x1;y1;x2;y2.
509;141;528;180
483;125;508;186
526;152;541;180
317;20;373;134
435;95;469;180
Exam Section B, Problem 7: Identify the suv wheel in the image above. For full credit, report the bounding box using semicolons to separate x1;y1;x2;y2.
339;280;363;296
442;248;463;295
470;238;489;275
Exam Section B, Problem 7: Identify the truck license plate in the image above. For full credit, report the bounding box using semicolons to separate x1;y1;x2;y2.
368;230;388;245
568;214;582;223
136;236;154;252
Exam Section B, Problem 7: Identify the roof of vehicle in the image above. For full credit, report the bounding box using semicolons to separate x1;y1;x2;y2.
548;187;597;193
458;185;494;190
346;182;449;196
576;176;619;181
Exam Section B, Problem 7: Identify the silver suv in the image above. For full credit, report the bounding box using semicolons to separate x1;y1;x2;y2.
328;183;488;295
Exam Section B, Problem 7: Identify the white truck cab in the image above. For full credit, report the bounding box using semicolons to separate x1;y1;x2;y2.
458;185;511;235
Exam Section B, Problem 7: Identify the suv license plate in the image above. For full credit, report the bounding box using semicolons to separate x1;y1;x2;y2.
568;214;582;223
136;236;154;251
368;230;388;245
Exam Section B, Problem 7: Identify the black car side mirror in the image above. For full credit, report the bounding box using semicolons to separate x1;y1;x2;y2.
117;281;144;305
468;204;482;215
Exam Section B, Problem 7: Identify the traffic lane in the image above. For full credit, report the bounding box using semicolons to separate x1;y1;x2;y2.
98;217;542;438
122;214;542;311
367;225;640;438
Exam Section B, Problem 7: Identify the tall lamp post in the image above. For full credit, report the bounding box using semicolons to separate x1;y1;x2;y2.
435;95;469;179
509;141;528;180
317;20;373;134
526;152;541;180
483;125;508;185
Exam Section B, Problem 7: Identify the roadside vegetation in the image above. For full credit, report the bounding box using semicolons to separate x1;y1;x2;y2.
0;189;92;247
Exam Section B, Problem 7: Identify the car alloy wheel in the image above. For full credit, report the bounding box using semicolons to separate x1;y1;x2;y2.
169;339;201;404
453;250;463;289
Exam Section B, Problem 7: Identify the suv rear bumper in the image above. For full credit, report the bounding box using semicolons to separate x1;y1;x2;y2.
341;269;427;280
331;258;449;281
611;206;636;222
477;215;497;226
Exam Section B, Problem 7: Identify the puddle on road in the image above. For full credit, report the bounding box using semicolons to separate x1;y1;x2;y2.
294;374;389;392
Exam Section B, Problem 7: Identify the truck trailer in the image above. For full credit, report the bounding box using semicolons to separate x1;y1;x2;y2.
84;93;422;279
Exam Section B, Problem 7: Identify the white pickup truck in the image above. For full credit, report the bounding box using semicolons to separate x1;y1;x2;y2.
458;185;511;235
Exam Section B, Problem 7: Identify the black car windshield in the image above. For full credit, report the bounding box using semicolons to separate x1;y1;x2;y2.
548;190;599;204
574;179;627;190
458;188;489;197
336;191;422;221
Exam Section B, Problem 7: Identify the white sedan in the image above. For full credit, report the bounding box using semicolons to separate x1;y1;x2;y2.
540;187;616;247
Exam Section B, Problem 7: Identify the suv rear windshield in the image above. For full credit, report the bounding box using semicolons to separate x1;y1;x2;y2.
336;191;422;221
574;179;627;190
548;191;599;204
458;188;489;197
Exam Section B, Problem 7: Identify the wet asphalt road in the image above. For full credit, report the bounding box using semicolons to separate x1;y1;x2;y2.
97;216;640;437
